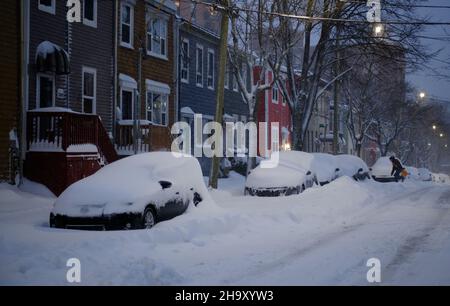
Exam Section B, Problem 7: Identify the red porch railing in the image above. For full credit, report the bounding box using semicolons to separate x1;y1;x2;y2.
115;121;151;155
27;110;118;164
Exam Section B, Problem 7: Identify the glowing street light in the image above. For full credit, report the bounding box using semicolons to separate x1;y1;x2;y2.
432;125;437;130
440;133;444;138
374;24;384;36
419;92;426;99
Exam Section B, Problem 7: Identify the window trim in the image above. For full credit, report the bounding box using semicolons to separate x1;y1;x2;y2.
207;48;215;90
38;0;55;15
82;67;97;114
196;44;204;88
36;73;55;109
120;2;134;49
120;87;134;120
146;90;169;127
180;38;190;84
83;0;97;28
146;14;169;60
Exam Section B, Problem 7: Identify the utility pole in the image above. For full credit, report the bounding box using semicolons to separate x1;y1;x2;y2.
333;25;341;155
209;0;230;189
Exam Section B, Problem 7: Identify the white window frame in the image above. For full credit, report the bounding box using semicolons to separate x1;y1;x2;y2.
272;83;279;104
120;2;134;49
120;88;134;120
207;49;215;90
83;0;97;28
146;14;169;60
181;38;189;84
38;0;55;15
36;73;55;109
146;91;169;127
82;67;97;114
196;44;204;88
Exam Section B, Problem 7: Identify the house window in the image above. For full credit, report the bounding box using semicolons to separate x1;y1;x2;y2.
120;3;134;48
147;91;168;126
83;0;97;28
121;89;133;120
181;39;189;83
38;0;55;15
36;74;55;108
207;49;215;89
196;45;203;87
82;67;96;114
272;83;279;103
224;63;229;89
147;16;168;59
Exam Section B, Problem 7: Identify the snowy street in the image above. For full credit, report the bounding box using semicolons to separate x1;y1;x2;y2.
1;174;450;285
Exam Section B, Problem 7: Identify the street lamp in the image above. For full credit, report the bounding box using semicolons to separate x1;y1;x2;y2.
432;125;437;130
419;92;426;99
374;24;384;36
440;133;444;138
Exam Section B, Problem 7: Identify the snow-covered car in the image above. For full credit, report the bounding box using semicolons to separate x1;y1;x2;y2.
310;153;341;185
279;151;340;185
406;166;420;181
418;168;433;182
370;157;397;182
245;151;316;197
437;173;450;183
50;152;208;230
335;154;370;181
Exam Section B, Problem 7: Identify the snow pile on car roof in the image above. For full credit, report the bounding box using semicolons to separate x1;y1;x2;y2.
54;152;210;215
371;157;392;177
335;155;369;178
246;164;305;189
310;153;339;183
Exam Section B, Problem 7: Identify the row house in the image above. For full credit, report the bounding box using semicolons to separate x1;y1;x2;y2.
0;0;21;184
178;3;249;175
23;0;118;195
256;68;292;157
115;0;177;155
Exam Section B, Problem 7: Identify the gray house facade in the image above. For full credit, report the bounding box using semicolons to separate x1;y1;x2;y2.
27;0;115;132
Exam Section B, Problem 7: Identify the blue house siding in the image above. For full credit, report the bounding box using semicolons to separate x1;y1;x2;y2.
179;24;218;117
179;23;219;174
179;22;250;175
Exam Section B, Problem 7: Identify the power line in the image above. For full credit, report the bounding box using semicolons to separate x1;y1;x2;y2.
188;0;450;26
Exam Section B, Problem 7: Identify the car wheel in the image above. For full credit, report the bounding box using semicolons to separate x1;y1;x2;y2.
301;184;306;193
142;207;156;229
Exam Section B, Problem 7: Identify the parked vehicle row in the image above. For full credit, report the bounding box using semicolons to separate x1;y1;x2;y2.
245;151;370;197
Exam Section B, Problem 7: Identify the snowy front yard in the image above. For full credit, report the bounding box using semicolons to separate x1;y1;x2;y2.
1;173;450;285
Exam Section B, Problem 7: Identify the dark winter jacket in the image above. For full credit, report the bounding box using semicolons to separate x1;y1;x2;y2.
390;158;404;175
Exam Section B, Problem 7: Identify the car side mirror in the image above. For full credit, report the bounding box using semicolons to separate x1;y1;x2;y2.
159;181;172;189
358;168;363;173
369;168;372;171
335;168;340;172
306;171;312;176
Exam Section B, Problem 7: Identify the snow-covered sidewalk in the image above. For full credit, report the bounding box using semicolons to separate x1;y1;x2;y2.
0;174;449;285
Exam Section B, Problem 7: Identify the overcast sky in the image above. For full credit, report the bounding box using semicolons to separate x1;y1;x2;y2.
407;0;450;103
